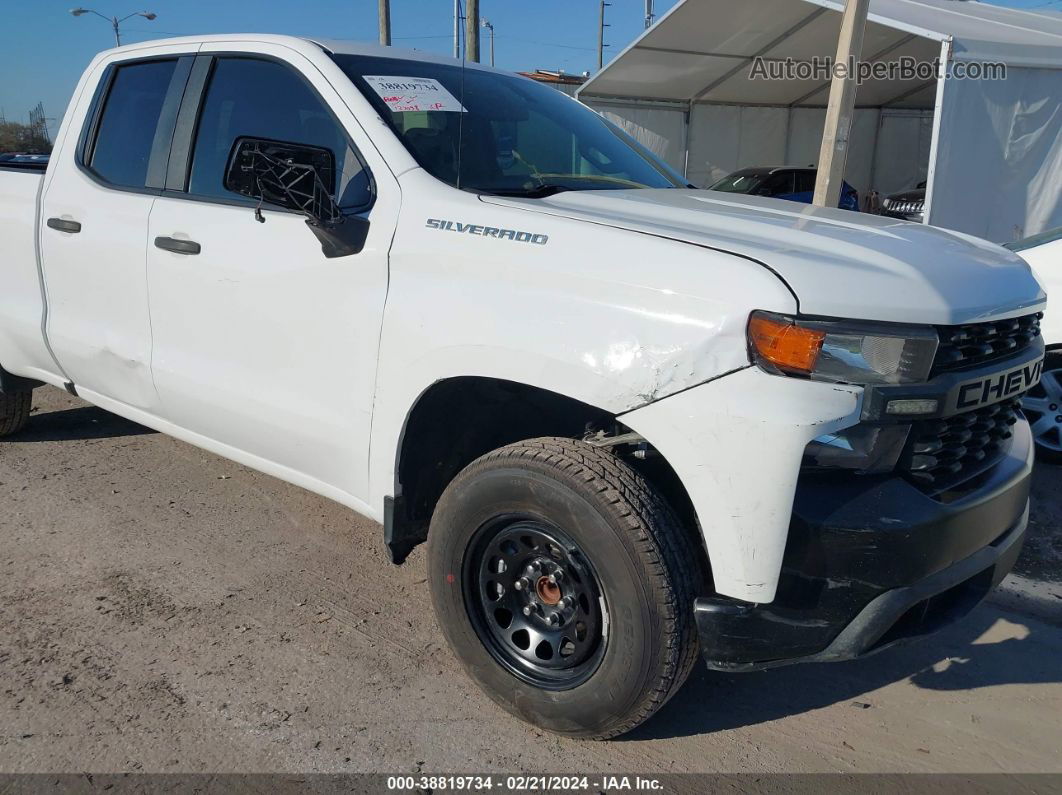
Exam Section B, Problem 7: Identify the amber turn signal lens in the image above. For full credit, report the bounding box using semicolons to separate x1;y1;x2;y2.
748;312;826;374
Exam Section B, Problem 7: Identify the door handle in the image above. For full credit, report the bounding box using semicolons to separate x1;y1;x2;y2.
154;236;201;256
46;217;82;234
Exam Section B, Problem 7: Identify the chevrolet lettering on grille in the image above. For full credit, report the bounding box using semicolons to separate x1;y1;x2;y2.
952;356;1044;412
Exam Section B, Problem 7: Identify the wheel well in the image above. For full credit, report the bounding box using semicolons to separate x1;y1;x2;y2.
385;377;701;571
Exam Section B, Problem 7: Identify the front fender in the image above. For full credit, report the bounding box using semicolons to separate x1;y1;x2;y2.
368;174;798;512
619;368;863;604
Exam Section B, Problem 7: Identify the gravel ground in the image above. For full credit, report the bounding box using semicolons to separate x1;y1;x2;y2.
1;387;1060;775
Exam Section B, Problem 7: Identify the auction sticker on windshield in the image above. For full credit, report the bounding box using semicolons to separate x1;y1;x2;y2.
364;76;466;113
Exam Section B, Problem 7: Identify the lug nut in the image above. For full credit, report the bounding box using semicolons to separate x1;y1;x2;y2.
549;570;563;583
548;612;561;626
522;605;534;616
514;578;527;591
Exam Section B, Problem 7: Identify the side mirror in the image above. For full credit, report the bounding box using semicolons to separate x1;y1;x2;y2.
225;137;369;258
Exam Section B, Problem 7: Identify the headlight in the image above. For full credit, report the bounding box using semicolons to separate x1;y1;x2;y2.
747;311;938;385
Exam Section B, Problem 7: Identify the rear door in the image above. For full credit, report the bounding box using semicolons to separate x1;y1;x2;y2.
40;50;194;410
144;44;399;500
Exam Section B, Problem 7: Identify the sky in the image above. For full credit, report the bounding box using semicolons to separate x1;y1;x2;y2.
1;0;1059;136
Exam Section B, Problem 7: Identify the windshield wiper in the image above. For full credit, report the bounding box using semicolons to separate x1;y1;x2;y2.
480;183;574;199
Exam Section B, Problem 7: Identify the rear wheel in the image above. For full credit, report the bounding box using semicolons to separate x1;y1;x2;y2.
1022;350;1062;463
427;437;702;739
0;390;32;437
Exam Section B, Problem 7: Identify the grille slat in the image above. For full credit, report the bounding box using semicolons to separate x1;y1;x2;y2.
932;313;1042;376
899;399;1021;493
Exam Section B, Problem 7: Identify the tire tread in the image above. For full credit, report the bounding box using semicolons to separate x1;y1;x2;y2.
0;391;32;437
461;436;702;739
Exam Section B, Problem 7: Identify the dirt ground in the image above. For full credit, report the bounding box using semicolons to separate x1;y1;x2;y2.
1;388;1060;775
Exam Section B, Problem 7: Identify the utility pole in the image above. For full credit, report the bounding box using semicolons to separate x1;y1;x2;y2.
597;1;611;70
482;19;496;67
378;0;391;46
813;0;870;208
465;0;480;62
644;0;654;29
453;0;461;57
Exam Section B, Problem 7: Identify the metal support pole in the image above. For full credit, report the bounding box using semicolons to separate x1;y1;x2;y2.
454;0;461;58
812;0;870;208
378;0;391;46
112;16;121;47
645;0;654;29
598;1;611;70
465;0;480;62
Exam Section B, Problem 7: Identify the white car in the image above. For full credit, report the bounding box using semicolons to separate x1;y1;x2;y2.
0;35;1047;739
1010;228;1062;460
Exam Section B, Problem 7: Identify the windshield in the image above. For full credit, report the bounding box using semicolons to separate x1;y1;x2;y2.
331;54;686;196
709;171;766;193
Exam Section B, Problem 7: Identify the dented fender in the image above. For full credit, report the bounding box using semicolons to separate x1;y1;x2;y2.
367;171;799;511
619;368;864;604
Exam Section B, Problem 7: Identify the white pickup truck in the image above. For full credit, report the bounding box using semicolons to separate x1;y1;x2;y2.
0;35;1048;739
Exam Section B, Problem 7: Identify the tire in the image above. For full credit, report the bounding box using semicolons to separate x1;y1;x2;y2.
427;436;703;739
1022;350;1062;463
0;390;32;437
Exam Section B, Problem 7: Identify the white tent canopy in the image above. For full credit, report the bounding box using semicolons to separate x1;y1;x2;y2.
578;0;1062;242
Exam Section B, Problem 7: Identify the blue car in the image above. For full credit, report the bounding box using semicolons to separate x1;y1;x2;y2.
709;166;860;212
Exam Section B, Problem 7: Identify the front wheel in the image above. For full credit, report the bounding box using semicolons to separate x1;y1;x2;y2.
0;390;32;437
1022;350;1062;463
427;437;703;739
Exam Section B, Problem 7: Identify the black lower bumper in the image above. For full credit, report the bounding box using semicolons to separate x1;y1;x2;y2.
696;419;1033;672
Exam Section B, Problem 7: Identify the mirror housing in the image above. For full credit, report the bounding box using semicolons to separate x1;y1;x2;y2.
225;137;369;258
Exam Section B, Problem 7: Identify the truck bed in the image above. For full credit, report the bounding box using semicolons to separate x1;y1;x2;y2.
0;161;49;173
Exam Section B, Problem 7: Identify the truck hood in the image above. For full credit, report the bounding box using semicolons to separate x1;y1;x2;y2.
481;189;1045;326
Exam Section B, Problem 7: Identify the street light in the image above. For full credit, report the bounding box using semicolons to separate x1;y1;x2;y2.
70;8;157;47
481;18;495;67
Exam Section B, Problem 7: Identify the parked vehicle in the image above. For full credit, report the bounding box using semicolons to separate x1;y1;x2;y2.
1007;227;1062;460
0;35;1046;739
709;166;860;211
882;180;927;222
11;153;50;165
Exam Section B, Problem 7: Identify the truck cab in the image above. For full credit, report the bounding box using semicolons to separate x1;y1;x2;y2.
0;35;1047;740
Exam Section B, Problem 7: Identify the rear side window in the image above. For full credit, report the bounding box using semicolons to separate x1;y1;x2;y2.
188;57;371;209
89;59;178;188
794;170;817;194
764;171;796;195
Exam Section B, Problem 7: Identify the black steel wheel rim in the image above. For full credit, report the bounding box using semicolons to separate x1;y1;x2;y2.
463;517;608;690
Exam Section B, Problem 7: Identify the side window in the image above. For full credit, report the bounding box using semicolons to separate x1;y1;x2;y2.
188;58;371;209
795;170;817;194
764;171;796;196
88;59;179;188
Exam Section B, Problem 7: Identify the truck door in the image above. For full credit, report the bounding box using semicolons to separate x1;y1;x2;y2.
145;47;399;501
40;54;193;410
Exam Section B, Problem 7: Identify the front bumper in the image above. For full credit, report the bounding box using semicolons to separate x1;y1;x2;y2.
695;417;1033;672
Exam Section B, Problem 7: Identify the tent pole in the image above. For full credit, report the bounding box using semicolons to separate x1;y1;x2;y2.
922;38;951;227
683;100;692;180
813;0;871;207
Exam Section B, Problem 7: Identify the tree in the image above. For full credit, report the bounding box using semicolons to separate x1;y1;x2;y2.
0;121;52;154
